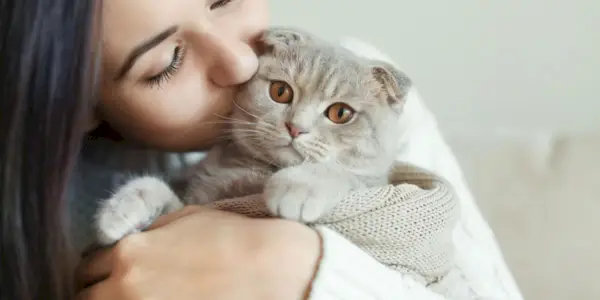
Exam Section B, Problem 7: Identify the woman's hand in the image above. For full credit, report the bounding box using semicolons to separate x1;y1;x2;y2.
76;206;321;300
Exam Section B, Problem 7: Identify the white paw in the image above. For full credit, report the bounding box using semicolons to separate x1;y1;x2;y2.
95;176;182;245
264;167;338;223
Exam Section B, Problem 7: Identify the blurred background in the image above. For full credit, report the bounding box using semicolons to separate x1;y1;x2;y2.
271;1;599;299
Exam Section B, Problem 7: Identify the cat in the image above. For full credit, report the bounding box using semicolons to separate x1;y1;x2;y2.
94;27;412;246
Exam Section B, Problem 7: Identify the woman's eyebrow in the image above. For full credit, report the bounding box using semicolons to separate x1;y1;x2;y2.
114;25;179;81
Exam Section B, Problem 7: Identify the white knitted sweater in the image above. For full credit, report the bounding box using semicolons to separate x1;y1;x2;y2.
210;163;460;287
280;38;525;300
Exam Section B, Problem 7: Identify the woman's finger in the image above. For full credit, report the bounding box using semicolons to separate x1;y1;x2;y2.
146;205;206;230
76;247;115;288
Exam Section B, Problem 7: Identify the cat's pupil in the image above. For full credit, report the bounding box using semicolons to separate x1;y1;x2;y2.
337;108;346;118
277;86;285;96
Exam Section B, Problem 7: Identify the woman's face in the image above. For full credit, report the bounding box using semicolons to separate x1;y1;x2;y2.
99;0;269;151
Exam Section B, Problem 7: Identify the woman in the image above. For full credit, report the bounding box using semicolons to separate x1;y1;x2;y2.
0;0;523;299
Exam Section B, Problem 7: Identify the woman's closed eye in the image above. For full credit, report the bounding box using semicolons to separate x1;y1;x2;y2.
210;0;235;10
144;45;186;88
139;0;238;88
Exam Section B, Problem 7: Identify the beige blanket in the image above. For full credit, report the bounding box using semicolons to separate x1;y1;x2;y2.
208;162;460;284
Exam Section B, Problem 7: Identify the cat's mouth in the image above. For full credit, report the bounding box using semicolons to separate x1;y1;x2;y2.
268;142;305;166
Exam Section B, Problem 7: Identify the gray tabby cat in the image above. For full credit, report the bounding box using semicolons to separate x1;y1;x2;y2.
95;27;412;246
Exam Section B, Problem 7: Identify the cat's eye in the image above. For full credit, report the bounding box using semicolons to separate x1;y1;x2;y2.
269;81;294;103
326;103;355;124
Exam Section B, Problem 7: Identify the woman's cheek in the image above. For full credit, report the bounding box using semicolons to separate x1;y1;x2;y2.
107;75;235;149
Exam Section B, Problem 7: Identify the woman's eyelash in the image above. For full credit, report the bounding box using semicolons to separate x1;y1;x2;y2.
210;0;234;10
145;46;185;88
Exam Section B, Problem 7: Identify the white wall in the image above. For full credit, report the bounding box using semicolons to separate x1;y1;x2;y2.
270;0;600;134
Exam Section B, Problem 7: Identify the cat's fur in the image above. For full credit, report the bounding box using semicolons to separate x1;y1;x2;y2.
95;27;412;246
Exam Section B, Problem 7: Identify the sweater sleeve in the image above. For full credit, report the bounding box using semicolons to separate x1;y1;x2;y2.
308;226;447;300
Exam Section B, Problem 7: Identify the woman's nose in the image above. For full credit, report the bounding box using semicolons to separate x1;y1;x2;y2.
197;31;259;87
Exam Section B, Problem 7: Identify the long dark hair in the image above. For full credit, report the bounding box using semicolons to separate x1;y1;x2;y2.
0;1;100;299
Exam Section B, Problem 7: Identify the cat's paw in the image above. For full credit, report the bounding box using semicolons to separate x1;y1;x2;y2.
95;176;182;246
264;167;340;223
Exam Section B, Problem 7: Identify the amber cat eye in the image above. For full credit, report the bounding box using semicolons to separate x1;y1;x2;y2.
269;81;294;103
326;102;355;124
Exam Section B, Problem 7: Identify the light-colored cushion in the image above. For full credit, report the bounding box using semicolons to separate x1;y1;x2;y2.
447;132;600;300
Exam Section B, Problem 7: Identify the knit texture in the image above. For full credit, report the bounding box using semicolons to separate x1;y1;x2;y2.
208;162;460;284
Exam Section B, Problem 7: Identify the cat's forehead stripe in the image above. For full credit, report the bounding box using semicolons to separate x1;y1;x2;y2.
290;49;366;98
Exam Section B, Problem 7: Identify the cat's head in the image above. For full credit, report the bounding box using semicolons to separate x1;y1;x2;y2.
230;27;412;171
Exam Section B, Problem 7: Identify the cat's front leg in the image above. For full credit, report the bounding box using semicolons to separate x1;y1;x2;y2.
264;163;361;223
95;176;183;246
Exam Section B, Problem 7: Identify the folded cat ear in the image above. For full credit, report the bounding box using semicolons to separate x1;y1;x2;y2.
370;62;412;113
259;26;316;54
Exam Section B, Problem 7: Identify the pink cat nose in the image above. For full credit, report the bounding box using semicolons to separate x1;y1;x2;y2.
285;122;308;138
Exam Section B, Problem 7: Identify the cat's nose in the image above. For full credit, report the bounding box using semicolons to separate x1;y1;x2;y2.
285;122;308;139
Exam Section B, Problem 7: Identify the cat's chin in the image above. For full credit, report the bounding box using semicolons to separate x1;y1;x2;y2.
268;146;305;167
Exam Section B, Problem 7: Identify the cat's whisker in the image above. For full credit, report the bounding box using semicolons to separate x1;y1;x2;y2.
226;131;276;142
223;129;267;136
209;115;258;126
216;113;278;132
226;125;271;134
300;140;329;159
230;102;282;132
215;132;270;142
253;139;279;150
200;118;252;124
232;98;267;116
212;115;269;128
212;113;244;122
198;121;253;128
261;129;285;139
228;127;281;141
232;134;280;147
232;100;262;121
254;119;278;131
240;103;263;116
